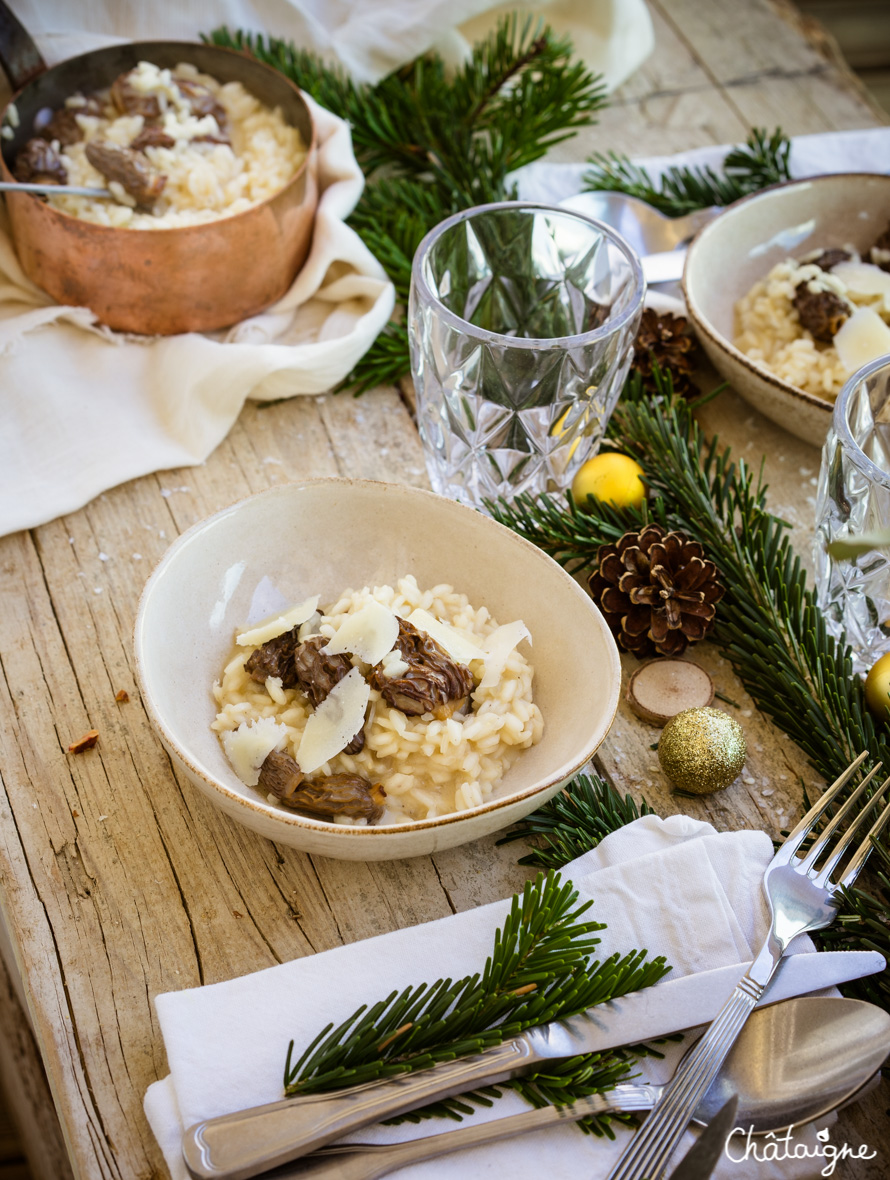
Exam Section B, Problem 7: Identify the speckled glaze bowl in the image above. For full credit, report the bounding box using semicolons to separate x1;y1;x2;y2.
683;174;890;448
134;479;620;860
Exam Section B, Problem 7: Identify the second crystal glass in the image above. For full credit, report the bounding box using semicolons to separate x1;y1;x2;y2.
408;202;645;510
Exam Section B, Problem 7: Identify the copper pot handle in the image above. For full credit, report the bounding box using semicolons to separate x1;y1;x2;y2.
0;0;46;92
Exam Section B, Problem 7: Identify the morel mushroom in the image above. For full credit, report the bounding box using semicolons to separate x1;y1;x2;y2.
110;71;162;120
257;748;303;802
808;248;852;273
130;126;176;152
258;750;384;822
367;618;474;717
175;76;230;141
14;138;67;185
85;141;166;206
792;283;849;342
39;107;83;147
294;636;365;753
245;627;301;688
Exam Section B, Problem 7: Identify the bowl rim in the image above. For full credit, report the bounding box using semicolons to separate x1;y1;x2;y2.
133;476;621;839
682;172;890;417
410;199;645;350
0;40;317;236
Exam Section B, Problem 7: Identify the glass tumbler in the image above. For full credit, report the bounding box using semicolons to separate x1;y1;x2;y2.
408;201;644;510
814;356;890;669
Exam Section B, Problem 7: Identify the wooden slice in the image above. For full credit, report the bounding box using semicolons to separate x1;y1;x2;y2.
626;658;715;727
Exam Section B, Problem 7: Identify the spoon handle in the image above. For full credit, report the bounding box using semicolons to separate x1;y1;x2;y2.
268;1086;657;1180
0;180;111;197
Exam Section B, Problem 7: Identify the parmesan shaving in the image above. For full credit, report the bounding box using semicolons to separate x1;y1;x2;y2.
222;717;287;786
834;307;890;374
323;601;399;665
478;620;531;690
236;595;319;647
296;667;370;773
831;261;890;299
407;608;483;665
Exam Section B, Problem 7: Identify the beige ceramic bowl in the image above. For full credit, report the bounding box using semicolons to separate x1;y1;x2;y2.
683;174;890;448
134;479;620;860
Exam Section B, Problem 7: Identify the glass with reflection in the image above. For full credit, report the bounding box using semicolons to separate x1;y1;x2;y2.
408;201;644;510
814;356;890;669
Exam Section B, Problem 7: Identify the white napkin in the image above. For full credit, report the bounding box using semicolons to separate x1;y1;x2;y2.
515;125;890;206
8;0;653;89
143;815;836;1179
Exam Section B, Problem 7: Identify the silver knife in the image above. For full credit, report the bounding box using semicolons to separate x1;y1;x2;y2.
181;949;884;1180
667;1094;739;1180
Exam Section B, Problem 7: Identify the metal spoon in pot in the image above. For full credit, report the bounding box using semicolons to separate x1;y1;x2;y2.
259;996;890;1180
0;180;112;198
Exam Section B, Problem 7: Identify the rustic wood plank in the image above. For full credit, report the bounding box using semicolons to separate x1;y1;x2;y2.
0;4;887;1178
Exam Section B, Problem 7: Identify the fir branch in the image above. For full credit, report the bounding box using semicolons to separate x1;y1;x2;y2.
583;127;792;218
498;773;655;869
206;18;607;391
489;373;890;1012
284;870;669;1123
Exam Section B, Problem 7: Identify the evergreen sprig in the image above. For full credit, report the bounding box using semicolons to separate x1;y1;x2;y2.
489;371;890;1011
206;19;607;391
499;773;655;869
284;870;669;1125
583;127;792;217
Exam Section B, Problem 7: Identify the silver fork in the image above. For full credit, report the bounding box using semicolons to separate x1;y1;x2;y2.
606;750;890;1180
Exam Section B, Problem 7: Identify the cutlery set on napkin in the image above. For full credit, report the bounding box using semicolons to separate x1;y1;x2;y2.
145;770;890;1180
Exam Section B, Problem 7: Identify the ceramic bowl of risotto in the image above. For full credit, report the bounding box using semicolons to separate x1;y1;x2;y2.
683;174;890;448
134;478;621;860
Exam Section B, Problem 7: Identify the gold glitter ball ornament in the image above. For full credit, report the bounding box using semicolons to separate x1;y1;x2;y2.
658;706;747;794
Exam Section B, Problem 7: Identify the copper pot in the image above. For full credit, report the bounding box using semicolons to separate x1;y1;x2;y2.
0;24;318;335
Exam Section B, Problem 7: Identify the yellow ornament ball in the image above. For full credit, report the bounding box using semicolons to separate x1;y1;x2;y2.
865;652;890;719
571;452;646;509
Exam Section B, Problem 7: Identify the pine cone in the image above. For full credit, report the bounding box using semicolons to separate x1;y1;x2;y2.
633;308;700;398
588;524;724;657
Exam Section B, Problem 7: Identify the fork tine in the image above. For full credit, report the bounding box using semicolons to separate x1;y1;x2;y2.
811;774;890;886
799;764;884;870
836;795;890;889
779;751;871;858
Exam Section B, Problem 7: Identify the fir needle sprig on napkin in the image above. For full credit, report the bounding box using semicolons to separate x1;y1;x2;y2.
284;870;670;1131
205;18;607;391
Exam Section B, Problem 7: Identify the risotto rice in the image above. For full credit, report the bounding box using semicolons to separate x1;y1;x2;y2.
734;256;890;400
45;61;307;229
212;576;544;825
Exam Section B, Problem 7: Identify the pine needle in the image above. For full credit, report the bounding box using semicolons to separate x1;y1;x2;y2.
583;128;792;218
489;370;890;1013
204;18;607;391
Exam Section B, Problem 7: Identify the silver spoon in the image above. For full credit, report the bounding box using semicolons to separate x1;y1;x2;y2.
0;180;112;198
257;996;890;1180
559;191;721;257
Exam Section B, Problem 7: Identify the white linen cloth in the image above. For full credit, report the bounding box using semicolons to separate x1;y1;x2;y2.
6;1;654;89
0;30;395;538
143;816;835;1180
0;0;654;540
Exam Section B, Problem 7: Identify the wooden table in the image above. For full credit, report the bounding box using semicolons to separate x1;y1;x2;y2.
0;2;887;1177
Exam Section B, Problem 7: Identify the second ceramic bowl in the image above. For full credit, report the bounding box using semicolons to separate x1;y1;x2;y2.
683;173;890;448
